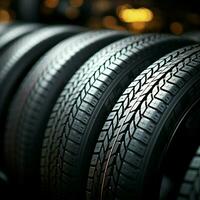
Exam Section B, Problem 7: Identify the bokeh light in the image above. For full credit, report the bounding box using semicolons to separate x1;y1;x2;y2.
170;22;184;35
0;9;11;23
0;0;199;34
119;7;154;23
44;0;60;9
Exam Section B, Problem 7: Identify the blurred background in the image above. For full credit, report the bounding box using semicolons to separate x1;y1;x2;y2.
0;0;200;35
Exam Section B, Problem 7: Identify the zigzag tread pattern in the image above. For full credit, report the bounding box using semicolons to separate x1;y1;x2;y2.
86;44;198;199
4;30;128;182
98;45;200;199
41;35;195;198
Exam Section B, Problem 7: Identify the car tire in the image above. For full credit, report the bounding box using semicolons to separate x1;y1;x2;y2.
40;34;194;199
4;30;129;189
88;44;200;200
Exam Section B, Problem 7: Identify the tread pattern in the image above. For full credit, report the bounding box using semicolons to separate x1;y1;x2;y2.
4;30;129;185
88;44;200;200
178;147;200;200
40;34;194;198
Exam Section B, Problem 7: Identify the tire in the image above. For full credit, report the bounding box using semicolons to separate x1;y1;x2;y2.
184;32;200;42
0;23;40;53
4;30;129;187
40;34;194;199
88;44;200;200
0;24;7;34
178;147;200;200
0;25;82;163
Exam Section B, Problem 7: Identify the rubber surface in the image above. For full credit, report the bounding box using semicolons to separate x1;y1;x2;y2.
0;24;39;53
88;44;200;200
0;25;82;121
0;26;82;165
40;34;194;199
0;24;7;34
184;32;200;42
178;147;200;200
4;30;129;187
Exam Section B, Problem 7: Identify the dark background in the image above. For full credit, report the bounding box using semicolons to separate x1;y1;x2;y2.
0;0;200;34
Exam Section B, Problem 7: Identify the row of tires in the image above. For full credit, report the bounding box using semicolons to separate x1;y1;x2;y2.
0;23;199;200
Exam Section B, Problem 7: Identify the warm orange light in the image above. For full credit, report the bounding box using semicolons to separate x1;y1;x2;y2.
92;0;111;13
69;0;84;7
131;22;146;31
44;0;59;9
170;22;183;35
119;7;154;23
102;16;125;30
65;7;80;19
102;16;117;28
0;9;11;23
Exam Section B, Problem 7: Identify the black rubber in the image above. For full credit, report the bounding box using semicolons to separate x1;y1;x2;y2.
0;25;82;164
184;32;200;42
0;24;40;53
88;44;200;200
4;30;129;188
0;25;82;121
0;24;7;34
40;34;194;199
178;147;200;200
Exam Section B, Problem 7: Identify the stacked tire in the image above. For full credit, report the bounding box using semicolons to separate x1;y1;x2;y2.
0;23;199;200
